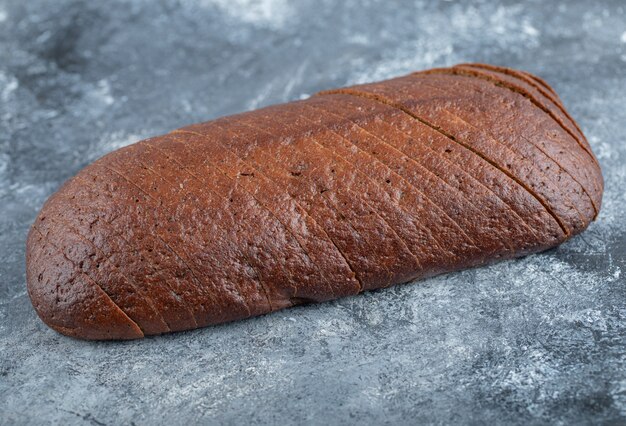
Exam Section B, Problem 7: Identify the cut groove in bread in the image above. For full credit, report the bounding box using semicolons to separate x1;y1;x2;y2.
100;156;265;324
61;171;198;331
239;107;447;269
422;67;597;164
408;74;601;218
145;136;347;309
208;118;419;290
522;71;560;97
459;63;588;146
229;118;416;283
299;99;512;262
36;212;168;334
474;65;586;140
349;74;594;229
100;162;204;327
287;106;464;255
305;95;538;252
446;66;602;201
319;71;601;233
141;142;277;312
287;106;469;266
323;93;566;244
28;226;144;339
318;88;572;236
462;64;589;140
169;128;362;299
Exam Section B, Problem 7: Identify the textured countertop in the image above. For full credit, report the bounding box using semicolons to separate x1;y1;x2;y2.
1;0;625;424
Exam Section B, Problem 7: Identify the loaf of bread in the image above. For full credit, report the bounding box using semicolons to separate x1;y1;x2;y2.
26;64;603;340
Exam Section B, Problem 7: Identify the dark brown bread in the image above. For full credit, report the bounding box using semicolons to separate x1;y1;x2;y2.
26;64;603;340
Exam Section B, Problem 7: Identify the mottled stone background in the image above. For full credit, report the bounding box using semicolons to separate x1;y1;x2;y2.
1;0;625;424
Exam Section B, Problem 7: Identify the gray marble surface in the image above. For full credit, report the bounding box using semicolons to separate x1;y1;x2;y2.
1;0;625;424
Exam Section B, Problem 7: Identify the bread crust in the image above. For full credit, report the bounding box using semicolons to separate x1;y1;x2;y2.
26;65;603;339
